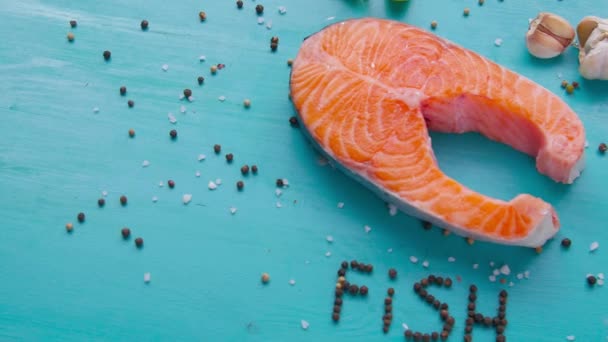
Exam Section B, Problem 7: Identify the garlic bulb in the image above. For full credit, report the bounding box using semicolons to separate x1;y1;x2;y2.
526;12;575;59
577;16;608;80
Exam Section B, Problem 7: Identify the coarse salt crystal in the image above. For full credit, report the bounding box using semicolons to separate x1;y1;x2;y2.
500;264;511;275
257;17;264;24
208;181;217;190
410;256;419;264
585;140;589;148
493;269;501;276
473;263;479;269
494;38;503;47
195;171;201;177
566;336;575;341
229;207;237;215
289;279;296;286
187;96;194;102
590;241;599;252
524;270;530;279
337;202;344;209
144;272;151;283
182;194;192;204
275;189;282;197
152;196;158;202
199;55;206;62
282;179;289;186
301;320;309;330
215;179;222;185
161;64;169;71
327;16;335;21
325;251;331;257
102;191;108;197
180;105;186;113
422;260;429;268
387;248;393;253
219;95;226;102
168;113;177;124
388;203;398;216
278;6;287;14
276;202;283;208
326;235;334;243
598;273;605;280
509;282;515;287
142;160;150;167
198;154;206;161
364;225;372;233
598;279;605;286
159;181;164;187
489;275;496;282
266;20;272;29
93;107;99;113
402;323;409;331
448;257;456;263
489;261;495;267
516;273;524;280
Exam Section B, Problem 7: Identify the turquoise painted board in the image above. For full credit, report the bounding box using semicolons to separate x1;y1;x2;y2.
1;0;607;341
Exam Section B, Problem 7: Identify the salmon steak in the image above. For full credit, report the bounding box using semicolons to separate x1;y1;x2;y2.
289;18;586;247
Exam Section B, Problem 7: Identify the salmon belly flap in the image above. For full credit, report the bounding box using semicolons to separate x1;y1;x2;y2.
290;18;585;247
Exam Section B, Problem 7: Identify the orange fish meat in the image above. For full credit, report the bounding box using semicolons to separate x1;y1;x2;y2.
290;18;585;247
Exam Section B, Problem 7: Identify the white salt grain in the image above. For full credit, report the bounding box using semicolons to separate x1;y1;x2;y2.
159;181;164;187
489;261;495;267
388;203;398;216
289;279;296;286
516;273;524;280
409;256;419;264
152;196;158;202
275;189;282;197
566;336;576;341
422;260;429;268
327;16;336;21
102;191;108;197
590;241;599;252
229;207;237;215
402;323;409;331
524;270;530;279
187;96;194;102
199;55;206;62
489;275;496;282
473;263;479;269
195;171;201;177
266;20;272;29
182;194;192;205
326;235;334;243
257;17;264;24
387;248;393;253
494;38;503;47
142;160;150;167
282;179;289;186
161;64;169;71
598;273;605;280
144;272;151;283
168;112;177;124
215;179;222;185
276;202;283;208
509;282;515;287
180;105;186;113
448;257;456;263
500;264;511;275
364;225;372;233
219;95;226;102
585;140;589;148
493;269;501;276
325;251;331;257
301;320;309;330
598;279;605;286
278;6;287;14
337;202;344;209
198;154;206;161
93;107;100;113
208;181;217;190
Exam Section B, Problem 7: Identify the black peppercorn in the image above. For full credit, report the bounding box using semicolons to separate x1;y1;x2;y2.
183;89;192;98
236;0;243;8
98;198;105;207
120;195;128;206
270;42;278;51
251;165;258;174
236;181;244;190
255;4;264;14
226;153;234;163
69;20;77;28
168;180;175;188
77;212;85;223
127;100;134;108
561;238;572;248
103;50;111;60
170;129;177;139
197;76;204;85
359;285;368;295
119;86;127;95
134;237;143;248
241;165;249;175
121;227;131;239
289;116;299;127
140;20;149;30
214;144;221;154
276;179;284;187
388;268;397;279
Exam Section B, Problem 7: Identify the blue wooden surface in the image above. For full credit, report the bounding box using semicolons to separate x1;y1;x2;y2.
1;0;607;341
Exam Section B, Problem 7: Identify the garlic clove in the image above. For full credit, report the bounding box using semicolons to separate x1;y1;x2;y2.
579;46;608;80
526;12;575;59
578;17;608;80
577;16;601;48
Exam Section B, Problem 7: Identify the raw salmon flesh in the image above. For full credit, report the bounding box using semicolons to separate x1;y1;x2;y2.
289;18;585;247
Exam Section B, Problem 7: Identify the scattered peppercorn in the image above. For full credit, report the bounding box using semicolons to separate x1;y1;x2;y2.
566;84;575;94
365;264;373;273
261;272;270;283
599;143;607;153
387;287;395;296
340;261;348;269
359;285;369;295
103;50;111;61
120;86;127;95
213;144;221;154
225;153;234;163
251;165;258;174
67;33;75;42
243;99;251;108
77;212;85;223
120;195;128;206
422;221;432;230
276;179;284;187
561;80;568;88
241;165;250;175
478;0;484;5
236;180;244;190
199;11;207;21
236;0;243;8
98;198;105;207
183;89;192;98
466;237;475;245
270;42;278;51
128;129;135;137
561;238;572;248
572;81;579;89
271;36;279;44
134;237;144;248
444;277;453;288
388;268;397;279
127;100;134;108
587;275;597;286
121;227;131;239
463;8;470;16
287;59;293;66
65;222;74;232
430;21;437;29
289;116;299;127
197;76;204;85
170;129;177;139
333;305;341;313
69;20;77;28
168;180;175;188
332;312;340;321
255;4;264;14
334;297;342;306
140;20;149;30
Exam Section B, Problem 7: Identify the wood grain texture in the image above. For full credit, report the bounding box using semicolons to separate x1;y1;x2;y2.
0;0;607;341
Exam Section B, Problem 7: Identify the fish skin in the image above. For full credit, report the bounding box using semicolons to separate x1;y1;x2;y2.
289;18;586;247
